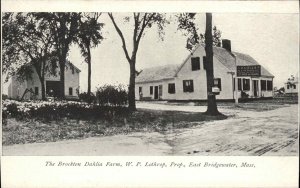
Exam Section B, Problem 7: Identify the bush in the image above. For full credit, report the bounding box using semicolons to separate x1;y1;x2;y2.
96;84;128;106
2;94;8;100
79;92;97;103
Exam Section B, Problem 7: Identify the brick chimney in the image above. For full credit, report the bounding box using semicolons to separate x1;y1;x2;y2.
222;39;231;52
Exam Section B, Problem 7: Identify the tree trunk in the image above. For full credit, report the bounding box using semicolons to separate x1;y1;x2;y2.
41;78;46;100
36;72;46;101
87;47;91;96
59;54;66;99
128;61;136;111
204;13;220;116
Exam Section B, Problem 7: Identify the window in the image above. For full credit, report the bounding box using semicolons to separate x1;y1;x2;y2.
215;78;222;91
168;83;176;94
139;87;142;94
294;85;297;89
191;57;200;71
261;80;266;91
150;86;153;95
238;78;242;91
243;79;250;91
287;85;290;89
203;56;207;70
69;87;73;96
267;80;273;91
35;87;39;95
183;80;194;92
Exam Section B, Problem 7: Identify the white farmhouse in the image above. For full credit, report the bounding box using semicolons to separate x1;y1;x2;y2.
284;75;298;94
8;62;80;100
135;40;274;101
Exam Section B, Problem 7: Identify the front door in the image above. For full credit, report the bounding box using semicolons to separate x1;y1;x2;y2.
253;80;258;97
46;81;60;98
154;86;159;100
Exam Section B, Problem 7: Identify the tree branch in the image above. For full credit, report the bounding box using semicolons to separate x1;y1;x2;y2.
136;13;155;46
108;13;131;63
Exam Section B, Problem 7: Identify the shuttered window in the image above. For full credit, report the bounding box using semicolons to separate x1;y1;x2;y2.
69;87;73;96
183;80;194;92
168;83;176;94
191;57;200;71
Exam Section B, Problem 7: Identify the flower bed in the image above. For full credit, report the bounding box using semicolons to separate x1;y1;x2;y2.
2;99;129;121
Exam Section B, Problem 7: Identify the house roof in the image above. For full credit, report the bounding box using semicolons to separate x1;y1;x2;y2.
136;45;274;83
136;64;179;83
212;46;274;77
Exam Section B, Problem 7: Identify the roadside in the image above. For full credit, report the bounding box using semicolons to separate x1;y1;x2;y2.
3;102;298;156
2;103;226;146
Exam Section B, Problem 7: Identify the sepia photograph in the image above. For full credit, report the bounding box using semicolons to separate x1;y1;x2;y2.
1;1;299;187
2;12;298;156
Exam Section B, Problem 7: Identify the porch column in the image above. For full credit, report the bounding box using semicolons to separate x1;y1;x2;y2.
258;78;261;97
249;77;253;97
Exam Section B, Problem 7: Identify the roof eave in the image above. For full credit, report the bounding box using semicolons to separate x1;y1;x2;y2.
136;77;175;84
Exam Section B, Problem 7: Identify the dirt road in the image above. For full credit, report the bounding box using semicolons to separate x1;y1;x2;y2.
3;103;298;156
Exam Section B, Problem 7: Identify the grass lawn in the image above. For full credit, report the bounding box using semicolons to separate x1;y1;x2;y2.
2;109;227;146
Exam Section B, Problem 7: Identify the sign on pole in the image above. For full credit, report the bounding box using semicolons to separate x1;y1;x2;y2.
237;65;261;77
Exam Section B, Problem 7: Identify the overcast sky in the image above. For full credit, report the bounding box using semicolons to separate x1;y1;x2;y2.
2;13;299;93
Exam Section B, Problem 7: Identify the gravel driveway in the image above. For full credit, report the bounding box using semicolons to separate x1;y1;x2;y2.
3;102;298;156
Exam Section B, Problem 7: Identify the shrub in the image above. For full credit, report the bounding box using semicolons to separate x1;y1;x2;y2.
96;84;128;106
2;94;8;100
79;92;97;103
2;99;130;122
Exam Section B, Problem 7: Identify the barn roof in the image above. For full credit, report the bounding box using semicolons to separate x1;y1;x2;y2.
136;45;274;83
67;61;81;73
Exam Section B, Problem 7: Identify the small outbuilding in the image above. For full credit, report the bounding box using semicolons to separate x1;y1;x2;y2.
284;75;298;95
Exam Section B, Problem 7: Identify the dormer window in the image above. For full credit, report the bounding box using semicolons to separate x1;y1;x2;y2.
191;57;200;71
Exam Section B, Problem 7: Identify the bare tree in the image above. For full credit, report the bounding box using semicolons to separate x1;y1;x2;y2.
108;13;168;111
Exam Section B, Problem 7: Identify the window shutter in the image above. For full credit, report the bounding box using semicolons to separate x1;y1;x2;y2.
217;78;221;91
190;80;194;92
